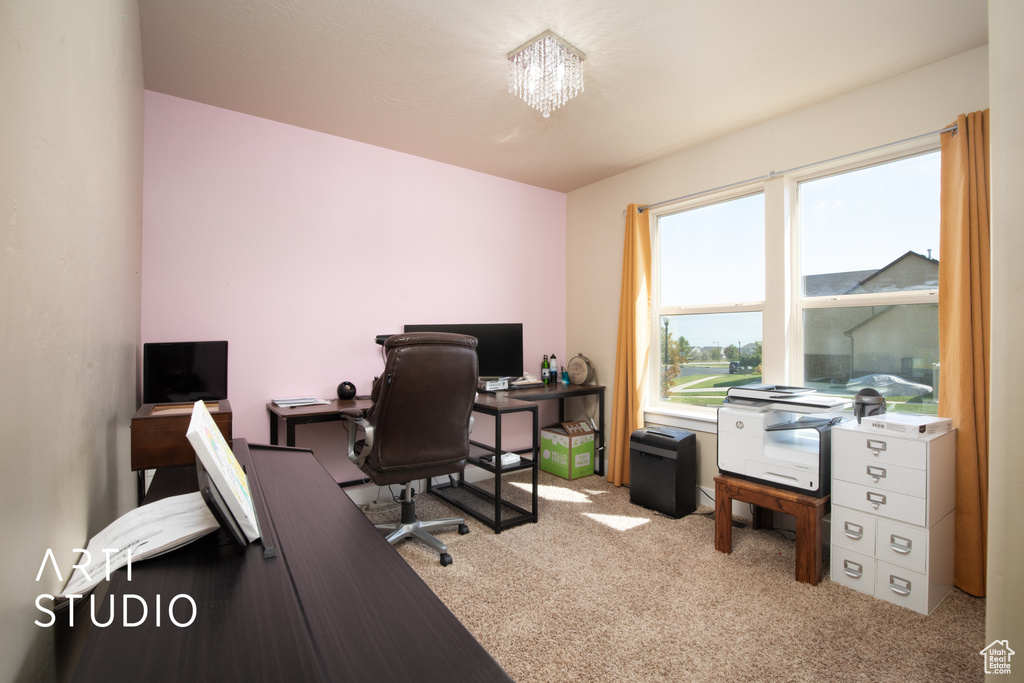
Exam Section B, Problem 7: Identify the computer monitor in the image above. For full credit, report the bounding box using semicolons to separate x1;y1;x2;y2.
403;323;524;379
143;340;229;404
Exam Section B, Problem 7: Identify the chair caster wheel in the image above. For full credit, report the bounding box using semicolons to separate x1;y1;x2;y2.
458;524;470;535
439;553;453;567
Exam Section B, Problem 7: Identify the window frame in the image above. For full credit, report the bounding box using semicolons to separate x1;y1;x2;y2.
648;184;767;423
786;144;941;389
646;138;941;429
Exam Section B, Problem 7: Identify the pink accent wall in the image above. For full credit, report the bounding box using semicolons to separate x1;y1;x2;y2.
142;91;566;450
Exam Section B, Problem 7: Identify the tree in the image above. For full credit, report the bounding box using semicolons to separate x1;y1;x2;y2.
671;333;691;364
660;331;691;396
739;342;762;370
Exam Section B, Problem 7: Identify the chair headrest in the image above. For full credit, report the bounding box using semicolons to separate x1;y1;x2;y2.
383;332;478;352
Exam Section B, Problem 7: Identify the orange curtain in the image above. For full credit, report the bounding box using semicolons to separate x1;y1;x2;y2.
608;204;651;486
938;109;990;597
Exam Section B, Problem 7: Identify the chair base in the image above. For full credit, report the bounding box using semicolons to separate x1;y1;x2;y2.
375;484;468;565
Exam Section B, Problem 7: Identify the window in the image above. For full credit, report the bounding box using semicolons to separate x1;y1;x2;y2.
654;191;764;408
650;144;940;419
797;151;940;414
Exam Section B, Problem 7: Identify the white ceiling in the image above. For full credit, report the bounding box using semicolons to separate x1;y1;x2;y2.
138;0;988;193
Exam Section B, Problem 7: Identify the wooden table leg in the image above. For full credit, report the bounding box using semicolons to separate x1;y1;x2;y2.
794;498;825;585
715;478;732;553
714;474;827;585
751;505;774;530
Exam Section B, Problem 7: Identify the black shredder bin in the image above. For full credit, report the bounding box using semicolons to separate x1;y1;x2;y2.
629;426;696;518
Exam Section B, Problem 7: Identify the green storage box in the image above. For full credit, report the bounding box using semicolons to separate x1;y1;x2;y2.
540;422;595;480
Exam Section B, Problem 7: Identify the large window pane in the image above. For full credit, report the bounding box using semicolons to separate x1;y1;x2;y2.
659;193;764;306
803;304;938;414
800;152;940;296
659;312;762;407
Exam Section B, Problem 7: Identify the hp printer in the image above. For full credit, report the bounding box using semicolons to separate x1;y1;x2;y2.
717;385;849;497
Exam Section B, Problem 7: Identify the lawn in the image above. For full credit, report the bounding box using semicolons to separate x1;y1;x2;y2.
663;373;938;415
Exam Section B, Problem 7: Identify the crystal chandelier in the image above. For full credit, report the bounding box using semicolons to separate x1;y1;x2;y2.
507;30;585;118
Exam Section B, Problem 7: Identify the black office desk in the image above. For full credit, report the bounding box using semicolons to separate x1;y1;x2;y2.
429;392;540;532
68;440;512;683
267;397;372;447
502;383;606;476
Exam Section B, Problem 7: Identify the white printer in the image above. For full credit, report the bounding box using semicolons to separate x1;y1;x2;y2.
717;385;849;498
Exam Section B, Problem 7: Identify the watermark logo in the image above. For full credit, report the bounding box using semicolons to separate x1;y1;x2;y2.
34;548;197;628
980;640;1015;675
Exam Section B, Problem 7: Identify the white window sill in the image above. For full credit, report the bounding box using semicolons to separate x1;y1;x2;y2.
643;406;719;434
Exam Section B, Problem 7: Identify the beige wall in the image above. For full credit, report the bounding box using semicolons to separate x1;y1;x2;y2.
986;0;1024;655
566;46;989;496
0;2;143;681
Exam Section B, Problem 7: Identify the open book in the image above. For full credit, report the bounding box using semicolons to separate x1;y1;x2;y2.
58;492;219;598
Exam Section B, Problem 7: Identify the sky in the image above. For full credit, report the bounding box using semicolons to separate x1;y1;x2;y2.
800;150;940;275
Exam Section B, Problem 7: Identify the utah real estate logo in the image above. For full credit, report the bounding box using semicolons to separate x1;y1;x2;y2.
980;640;1014;675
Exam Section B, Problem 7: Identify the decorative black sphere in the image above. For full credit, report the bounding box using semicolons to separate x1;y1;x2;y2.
337;381;356;400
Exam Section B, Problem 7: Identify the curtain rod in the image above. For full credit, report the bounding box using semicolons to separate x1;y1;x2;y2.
636;124;957;214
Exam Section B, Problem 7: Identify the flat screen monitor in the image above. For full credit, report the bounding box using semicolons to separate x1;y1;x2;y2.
403;323;523;379
143;340;229;404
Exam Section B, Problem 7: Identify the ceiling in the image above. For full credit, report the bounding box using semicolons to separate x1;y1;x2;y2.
138;0;988;193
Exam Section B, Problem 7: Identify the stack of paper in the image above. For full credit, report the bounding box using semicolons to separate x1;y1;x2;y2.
500;453;521;468
272;397;331;408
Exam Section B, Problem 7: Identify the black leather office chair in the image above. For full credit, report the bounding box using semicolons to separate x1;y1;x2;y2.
342;332;478;566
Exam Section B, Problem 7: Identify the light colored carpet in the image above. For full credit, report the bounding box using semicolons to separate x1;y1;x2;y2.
363;470;985;683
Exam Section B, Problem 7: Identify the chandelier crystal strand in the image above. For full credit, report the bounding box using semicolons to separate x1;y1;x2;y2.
508;31;584;118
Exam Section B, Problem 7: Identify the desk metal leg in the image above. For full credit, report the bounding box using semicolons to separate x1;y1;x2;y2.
531;409;538;519
597;390;605;476
287;422;296;448
268;409;279;446
493;411;503;533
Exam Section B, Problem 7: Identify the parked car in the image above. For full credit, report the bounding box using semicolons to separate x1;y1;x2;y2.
845;374;933;397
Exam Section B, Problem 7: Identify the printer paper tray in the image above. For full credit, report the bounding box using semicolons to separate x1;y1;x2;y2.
743;460;820;494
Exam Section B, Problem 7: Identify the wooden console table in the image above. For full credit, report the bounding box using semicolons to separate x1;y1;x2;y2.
714;474;829;585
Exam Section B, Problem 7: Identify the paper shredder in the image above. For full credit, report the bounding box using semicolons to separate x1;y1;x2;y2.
629;426;697;518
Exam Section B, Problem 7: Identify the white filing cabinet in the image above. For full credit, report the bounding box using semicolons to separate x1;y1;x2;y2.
830;421;956;614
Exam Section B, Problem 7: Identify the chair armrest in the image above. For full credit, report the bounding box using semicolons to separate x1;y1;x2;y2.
344;415;374;467
338;406;365;419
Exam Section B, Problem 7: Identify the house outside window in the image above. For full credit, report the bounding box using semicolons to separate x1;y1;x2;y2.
649;144;941;421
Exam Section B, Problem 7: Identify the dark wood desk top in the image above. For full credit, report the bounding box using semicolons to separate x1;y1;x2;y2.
70;440;511;682
473;383;604;411
471;391;542;413
266;385;603;419
504;382;605;400
265;397;372;420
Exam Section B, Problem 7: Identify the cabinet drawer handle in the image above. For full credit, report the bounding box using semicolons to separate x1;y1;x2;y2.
889;534;913;554
866;439;887;456
866;491;887;509
843;521;864;540
889;575;912;596
843;559;863;579
866;465;887;482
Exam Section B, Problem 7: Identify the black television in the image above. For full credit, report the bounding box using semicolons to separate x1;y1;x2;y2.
403;323;523;379
143;340;229;404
